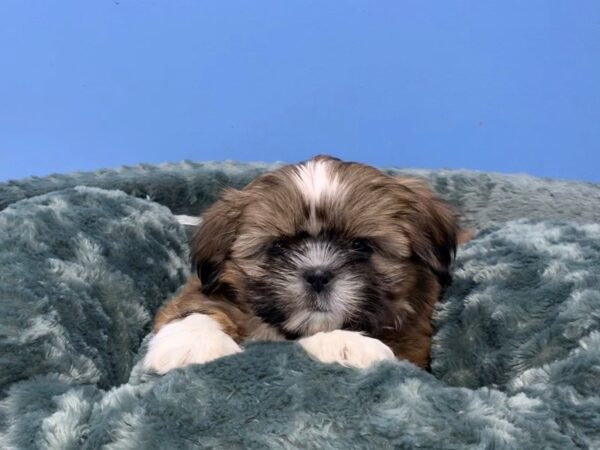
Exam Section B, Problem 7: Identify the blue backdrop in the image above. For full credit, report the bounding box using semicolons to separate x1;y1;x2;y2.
1;1;599;182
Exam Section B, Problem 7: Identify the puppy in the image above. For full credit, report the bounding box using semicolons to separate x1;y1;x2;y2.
144;155;462;373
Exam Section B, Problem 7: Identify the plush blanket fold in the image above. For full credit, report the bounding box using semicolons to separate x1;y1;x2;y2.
0;163;598;449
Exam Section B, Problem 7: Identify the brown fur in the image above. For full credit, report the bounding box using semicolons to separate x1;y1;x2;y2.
153;155;463;369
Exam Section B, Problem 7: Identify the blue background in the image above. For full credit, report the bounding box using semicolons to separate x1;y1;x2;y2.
1;1;599;182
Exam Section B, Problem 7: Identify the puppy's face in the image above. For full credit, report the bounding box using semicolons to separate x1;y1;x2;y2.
193;156;459;340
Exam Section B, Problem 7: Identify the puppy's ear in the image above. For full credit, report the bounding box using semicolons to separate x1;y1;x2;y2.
192;188;245;295
396;177;462;285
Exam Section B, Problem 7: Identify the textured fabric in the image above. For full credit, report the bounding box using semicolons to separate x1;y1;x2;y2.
2;161;600;227
0;163;599;449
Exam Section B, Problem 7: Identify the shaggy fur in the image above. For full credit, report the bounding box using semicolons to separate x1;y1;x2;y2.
0;164;599;449
151;156;461;370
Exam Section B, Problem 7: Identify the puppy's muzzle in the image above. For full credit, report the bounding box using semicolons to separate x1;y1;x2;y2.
302;267;334;293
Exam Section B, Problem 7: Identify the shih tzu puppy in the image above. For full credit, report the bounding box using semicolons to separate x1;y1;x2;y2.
144;155;463;374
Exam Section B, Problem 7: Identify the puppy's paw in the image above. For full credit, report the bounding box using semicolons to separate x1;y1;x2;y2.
143;313;242;374
298;330;395;369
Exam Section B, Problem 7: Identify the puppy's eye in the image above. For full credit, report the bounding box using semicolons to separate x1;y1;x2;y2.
351;239;372;254
268;239;287;255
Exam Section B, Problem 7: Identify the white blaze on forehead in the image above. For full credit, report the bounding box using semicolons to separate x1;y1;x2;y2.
293;159;340;202
292;159;344;232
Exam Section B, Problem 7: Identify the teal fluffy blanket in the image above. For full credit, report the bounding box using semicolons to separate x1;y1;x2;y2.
1;162;599;449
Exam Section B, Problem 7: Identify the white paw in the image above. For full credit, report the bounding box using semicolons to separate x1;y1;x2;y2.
298;330;396;369
143;313;242;374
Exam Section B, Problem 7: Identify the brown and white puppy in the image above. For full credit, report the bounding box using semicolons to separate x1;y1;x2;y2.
144;155;463;374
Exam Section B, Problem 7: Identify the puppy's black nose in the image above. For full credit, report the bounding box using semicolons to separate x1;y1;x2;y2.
303;268;334;293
